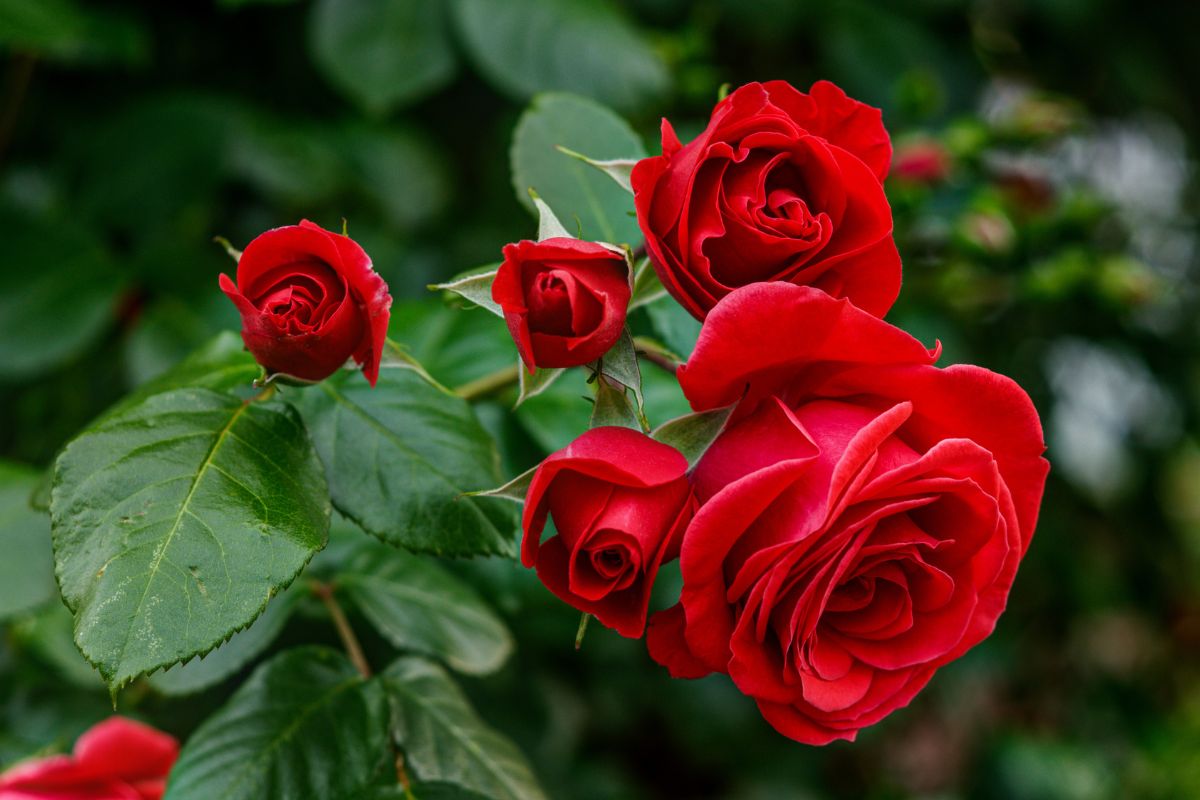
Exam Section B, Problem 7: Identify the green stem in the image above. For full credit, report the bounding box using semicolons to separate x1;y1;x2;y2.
455;364;521;401
575;613;591;650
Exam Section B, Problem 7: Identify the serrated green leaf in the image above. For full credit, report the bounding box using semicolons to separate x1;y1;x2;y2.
452;0;667;112
293;368;517;558
511;93;645;246
148;588;301;696
164;647;389;800
382;656;547;800
516;363;566;407
51;388;330;690
341;541;513;675
0;463;56;620
309;0;456;116
429;267;502;317
652;406;735;467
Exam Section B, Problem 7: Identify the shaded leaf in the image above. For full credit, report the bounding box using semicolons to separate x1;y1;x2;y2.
382;656;547;800
0;462;56;620
652;406;735;467
341;541;513;675
429;267;502;317
164;648;389;800
517;363;566;407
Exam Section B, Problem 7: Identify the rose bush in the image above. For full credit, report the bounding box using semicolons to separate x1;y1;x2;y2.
0;717;178;800
632;80;901;320
218;220;392;385
521;426;695;637
492;237;631;371
647;283;1049;743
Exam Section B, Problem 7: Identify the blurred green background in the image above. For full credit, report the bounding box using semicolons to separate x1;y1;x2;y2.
1;0;1199;797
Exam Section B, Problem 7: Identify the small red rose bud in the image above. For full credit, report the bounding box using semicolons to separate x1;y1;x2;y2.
219;220;392;386
492;238;630;371
893;138;952;184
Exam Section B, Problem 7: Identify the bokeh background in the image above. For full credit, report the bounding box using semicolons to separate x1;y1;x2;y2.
2;1;1199;797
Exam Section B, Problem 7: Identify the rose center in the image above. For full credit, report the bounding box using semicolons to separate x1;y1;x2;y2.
590;547;628;579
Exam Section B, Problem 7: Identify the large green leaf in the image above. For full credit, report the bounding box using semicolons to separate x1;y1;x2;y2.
341;541;513;675
643;295;702;360
50;388;330;690
0;463;56;620
452;0;668;112
0;209;124;381
389;301;514;390
148;588;301;696
293;368;517;558
309;0;457;116
382;657;547;800
510;93;645;246
164;647;389;800
0;0;148;64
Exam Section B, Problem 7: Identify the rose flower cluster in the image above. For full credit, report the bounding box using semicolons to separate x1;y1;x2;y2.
508;81;1049;745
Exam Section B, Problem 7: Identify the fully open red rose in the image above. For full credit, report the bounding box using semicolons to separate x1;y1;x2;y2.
492;238;630;371
632;80;900;320
522;426;695;637
648;283;1048;744
219;220;391;385
0;716;179;800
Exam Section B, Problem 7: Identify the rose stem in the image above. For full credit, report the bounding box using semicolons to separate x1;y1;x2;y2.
455;363;521;402
575;613;591;650
310;581;372;679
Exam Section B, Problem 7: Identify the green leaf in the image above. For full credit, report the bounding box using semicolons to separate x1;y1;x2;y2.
652;406;735;467
148;588;301;697
0;210;124;381
51;388;330;690
530;190;574;241
310;0;456;116
429;267;503;318
597;329;646;426
516;363;566;407
644;294;702;359
293;368;517;558
0;0;149;65
464;466;536;504
388;301;514;389
511;93;645;246
0;463;56;620
589;379;641;431
10;602;103;689
164;648;389;800
555;146;636;194
452;0;668;112
628;257;667;310
341;541;513;675
382;656;547;800
372;785;490;800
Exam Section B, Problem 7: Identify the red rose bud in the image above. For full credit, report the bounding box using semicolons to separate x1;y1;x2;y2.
522;427;696;638
893;138;951;184
632;80;901;321
0;716;179;800
649;283;1048;744
492;238;631;371
219;220;392;386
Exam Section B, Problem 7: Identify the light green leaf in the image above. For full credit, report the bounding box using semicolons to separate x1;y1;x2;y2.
465;466;536;504
511;93;645;246
341;541;513;675
51;388;330;690
644;294;703;360
589;379;640;431
530;190;574;241
164;648;389;800
148;588;301;696
0;462;56;620
293;368;518;558
0;210;124;381
382;656;547;800
516;363;566;408
388;301;514;389
597;329;645;426
11;602;103;689
452;0;668;112
652;406;735;467
310;0;456;116
429;267;502;318
628;257;667;310
555;146;636;194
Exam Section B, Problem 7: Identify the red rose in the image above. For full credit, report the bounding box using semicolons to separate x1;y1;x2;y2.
522;426;695;637
219;220;392;386
632;80;901;321
648;283;1048;744
892;138;951;184
0;716;179;800
492;238;631;371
